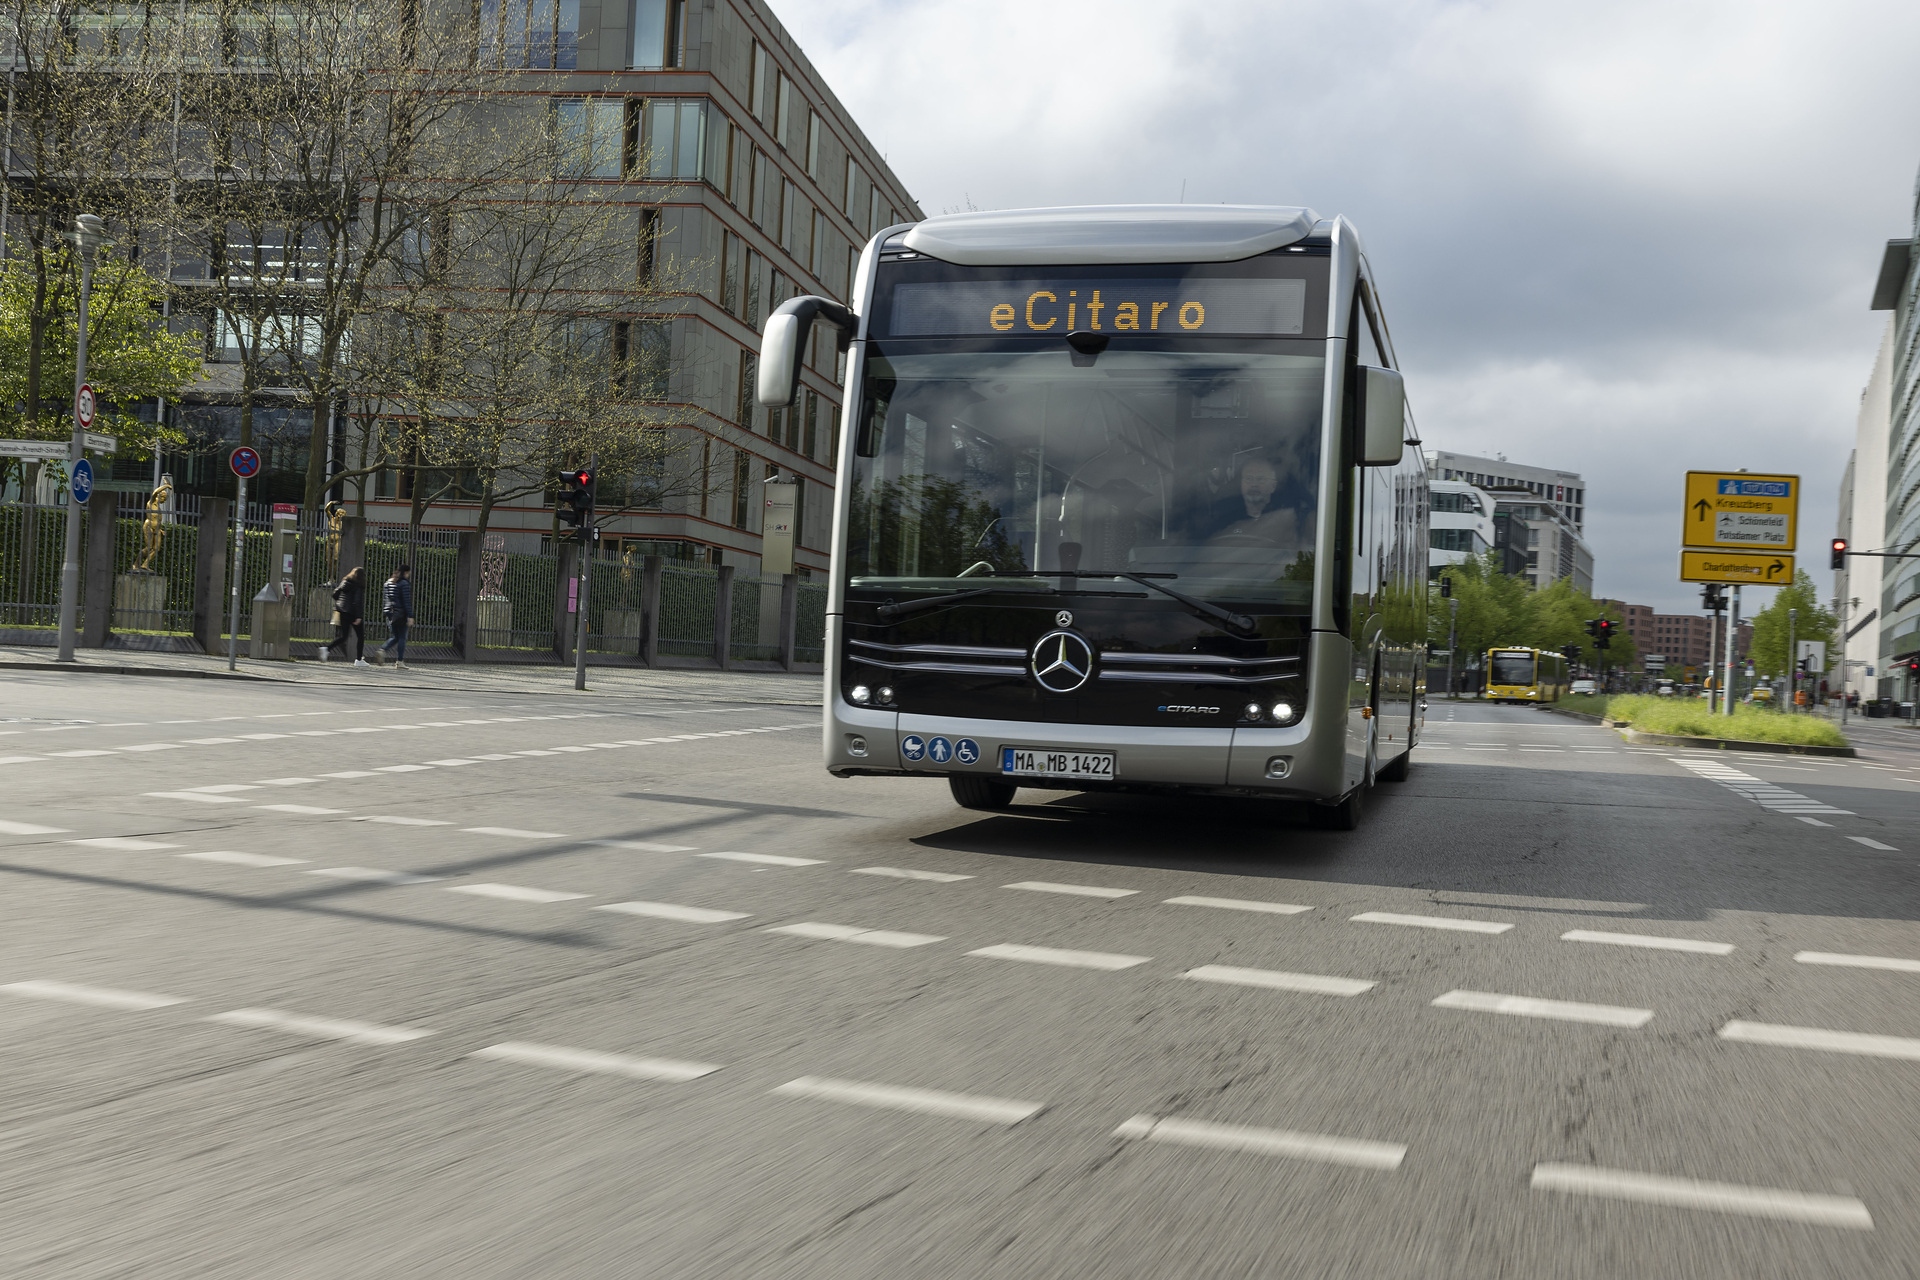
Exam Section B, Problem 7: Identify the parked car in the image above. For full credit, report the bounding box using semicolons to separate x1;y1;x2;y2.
1748;686;1775;704
1570;679;1597;695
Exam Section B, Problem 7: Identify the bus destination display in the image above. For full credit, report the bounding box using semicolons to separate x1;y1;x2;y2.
888;277;1307;337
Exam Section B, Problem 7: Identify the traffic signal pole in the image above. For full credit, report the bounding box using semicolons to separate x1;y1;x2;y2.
573;456;595;692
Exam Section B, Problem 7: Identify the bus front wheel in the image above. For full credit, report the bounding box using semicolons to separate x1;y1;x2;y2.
1310;782;1367;830
950;775;1016;811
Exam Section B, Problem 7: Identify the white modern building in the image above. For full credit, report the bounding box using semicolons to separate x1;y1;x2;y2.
1427;450;1586;535
1425;452;1593;592
1870;212;1919;691
1838;322;1892;697
1428;478;1494;576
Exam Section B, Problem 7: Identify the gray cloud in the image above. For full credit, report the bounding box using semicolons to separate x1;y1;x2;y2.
781;0;1920;610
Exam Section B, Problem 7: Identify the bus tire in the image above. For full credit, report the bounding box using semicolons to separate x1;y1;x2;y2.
949;775;1016;811
1310;783;1366;830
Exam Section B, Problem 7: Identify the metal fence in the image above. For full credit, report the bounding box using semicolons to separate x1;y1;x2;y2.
0;501;76;634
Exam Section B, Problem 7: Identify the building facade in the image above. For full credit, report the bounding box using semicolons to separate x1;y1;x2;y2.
5;0;923;580
1838;322;1893;696
1869;202;1919;689
1426;452;1592;591
1427;478;1494;576
1607;600;1751;676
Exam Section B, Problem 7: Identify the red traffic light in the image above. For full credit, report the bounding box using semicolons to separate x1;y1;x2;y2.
574;469;593;487
1831;537;1848;571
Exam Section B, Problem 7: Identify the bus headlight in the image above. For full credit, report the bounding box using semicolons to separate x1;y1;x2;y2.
1270;701;1298;724
877;685;896;705
1243;702;1263;719
849;685;871;705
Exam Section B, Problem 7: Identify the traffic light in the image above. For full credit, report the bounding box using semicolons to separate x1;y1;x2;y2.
1832;537;1847;571
1584;618;1600;639
1701;584;1724;610
557;468;595;542
1594;619;1614;649
1439;576;1452;599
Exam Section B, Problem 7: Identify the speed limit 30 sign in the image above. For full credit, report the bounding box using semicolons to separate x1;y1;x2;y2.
75;384;96;430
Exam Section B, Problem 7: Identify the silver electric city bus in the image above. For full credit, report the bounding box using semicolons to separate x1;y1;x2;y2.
757;205;1427;829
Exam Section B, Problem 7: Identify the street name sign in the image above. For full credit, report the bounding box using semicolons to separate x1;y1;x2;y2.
83;431;115;453
1680;549;1794;585
1682;471;1798;551
0;439;69;460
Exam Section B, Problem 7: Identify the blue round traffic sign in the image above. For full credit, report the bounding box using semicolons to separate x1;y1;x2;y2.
229;445;262;478
69;457;93;503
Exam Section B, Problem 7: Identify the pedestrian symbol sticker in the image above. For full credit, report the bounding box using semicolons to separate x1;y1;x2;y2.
955;738;979;765
901;735;925;761
928;736;953;764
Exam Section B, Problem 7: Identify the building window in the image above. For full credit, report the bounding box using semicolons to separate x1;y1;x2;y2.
751;150;774;230
721;232;741;315
637;206;660;284
750;43;770;124
697;437;711;519
631;0;683;70
869;187;885;236
745;251;763;328
806;111;821;179
554;98;623;178
732;449;752;528
844;157;862;227
637;98;707;179
480;0;578;70
810;209;827;281
630;319;671;400
774;72;793;149
735;351;755;425
803;391;818;459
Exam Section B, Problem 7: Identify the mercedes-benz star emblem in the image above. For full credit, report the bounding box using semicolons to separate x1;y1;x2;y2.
1055;610;1073;627
1031;630;1094;693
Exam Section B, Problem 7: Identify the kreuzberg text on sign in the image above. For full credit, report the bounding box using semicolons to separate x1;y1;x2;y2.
887;278;1308;338
1680;471;1799;552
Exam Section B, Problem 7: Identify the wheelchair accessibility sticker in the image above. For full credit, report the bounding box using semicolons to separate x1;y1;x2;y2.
954;738;980;764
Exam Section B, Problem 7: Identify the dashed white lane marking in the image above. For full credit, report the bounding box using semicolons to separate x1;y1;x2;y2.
851;866;974;882
351;816;452;827
767;922;946;948
463;827;568;839
1719;1020;1920;1061
447;883;587;904
254;777;318;786
1432;989;1654;1028
1183;965;1374;996
119;743;184;752
46;749;113;757
967;944;1151;971
590;839;698;853
772;1076;1043;1126
181;850;307;868
1797;817;1835;827
1796;951;1920;973
1003;881;1140;899
255;804;346;815
1164;895;1312;915
471;1041;721;1082
1561;929;1734;956
0;756;44;764
189;784;260;793
145;791;246;803
206;1008;434;1045
375;765;434;773
1530;1163;1872;1230
1849;837;1899;851
1113;1115;1406;1170
426;759;481;767
2;980;190;1010
1351;911;1512;934
701;851;824;867
596;901;750;924
0;820;68;835
67;837;178;851
322;770;379;778
306;866;439;885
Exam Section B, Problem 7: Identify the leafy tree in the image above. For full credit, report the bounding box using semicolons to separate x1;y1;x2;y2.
1431;556;1637;678
1747;569;1837;678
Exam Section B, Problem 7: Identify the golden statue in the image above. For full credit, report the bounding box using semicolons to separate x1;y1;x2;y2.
134;474;173;573
324;500;344;576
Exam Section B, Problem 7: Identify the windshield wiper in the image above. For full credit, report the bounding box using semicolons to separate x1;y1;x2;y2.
873;587;999;621
1062;570;1257;637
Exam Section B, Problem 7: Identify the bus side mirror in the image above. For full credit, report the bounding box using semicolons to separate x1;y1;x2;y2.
757;296;857;408
1357;365;1405;466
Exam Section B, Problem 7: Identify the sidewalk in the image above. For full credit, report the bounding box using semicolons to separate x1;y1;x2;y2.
0;644;825;706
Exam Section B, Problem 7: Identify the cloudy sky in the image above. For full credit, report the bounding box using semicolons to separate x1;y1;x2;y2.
776;0;1920;613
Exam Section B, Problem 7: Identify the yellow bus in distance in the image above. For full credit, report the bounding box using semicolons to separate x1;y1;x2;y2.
1484;647;1569;704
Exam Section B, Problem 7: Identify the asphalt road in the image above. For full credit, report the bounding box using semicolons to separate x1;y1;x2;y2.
3;668;1919;1278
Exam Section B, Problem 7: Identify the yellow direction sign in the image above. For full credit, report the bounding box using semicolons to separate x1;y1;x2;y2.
1682;471;1798;551
1680;549;1794;585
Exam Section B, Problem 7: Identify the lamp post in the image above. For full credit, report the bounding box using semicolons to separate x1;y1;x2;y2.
54;213;106;662
1446;596;1459;700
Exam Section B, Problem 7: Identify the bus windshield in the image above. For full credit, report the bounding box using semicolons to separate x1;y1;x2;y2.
1490;652;1536;685
846;347;1325;606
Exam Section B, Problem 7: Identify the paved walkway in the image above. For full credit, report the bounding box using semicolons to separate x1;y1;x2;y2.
0;645;824;705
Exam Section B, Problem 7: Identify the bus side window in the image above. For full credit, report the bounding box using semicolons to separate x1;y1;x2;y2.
856;379;894;456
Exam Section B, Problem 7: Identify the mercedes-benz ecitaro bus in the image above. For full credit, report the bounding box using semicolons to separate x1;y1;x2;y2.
756;205;1427;829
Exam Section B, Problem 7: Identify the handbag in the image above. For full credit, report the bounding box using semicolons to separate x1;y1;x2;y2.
330;610;343;625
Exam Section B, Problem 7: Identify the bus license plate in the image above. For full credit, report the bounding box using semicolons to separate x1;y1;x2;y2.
1001;748;1115;780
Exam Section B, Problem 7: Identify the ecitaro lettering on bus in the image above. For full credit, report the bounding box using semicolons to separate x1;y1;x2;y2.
993;291;1207;333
